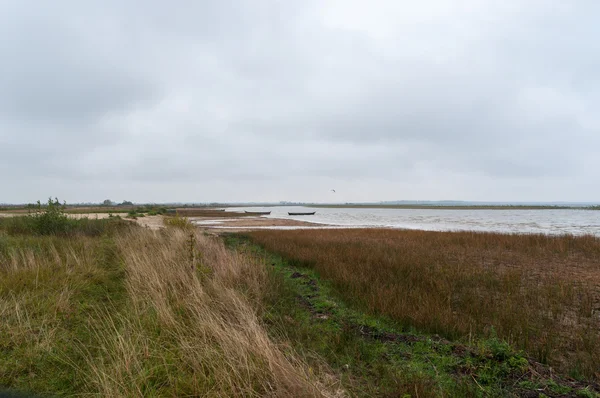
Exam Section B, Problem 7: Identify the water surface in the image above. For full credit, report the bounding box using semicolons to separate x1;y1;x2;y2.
226;206;600;236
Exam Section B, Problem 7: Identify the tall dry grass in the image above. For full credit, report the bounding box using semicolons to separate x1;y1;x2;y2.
85;228;342;397
248;229;600;381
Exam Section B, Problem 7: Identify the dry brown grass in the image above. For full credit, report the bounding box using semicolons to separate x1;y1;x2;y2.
247;229;600;381
85;227;342;397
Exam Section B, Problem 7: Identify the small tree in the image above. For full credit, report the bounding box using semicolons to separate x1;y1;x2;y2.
31;197;70;235
102;199;113;206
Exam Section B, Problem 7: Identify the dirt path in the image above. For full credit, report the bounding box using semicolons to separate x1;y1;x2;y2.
133;215;165;230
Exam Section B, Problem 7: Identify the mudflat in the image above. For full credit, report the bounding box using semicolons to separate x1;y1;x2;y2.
192;216;324;230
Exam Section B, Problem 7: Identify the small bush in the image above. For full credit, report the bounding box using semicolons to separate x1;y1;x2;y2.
31;198;71;235
163;216;193;230
127;210;147;219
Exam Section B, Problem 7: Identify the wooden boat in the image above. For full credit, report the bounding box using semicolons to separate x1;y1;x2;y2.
244;211;271;215
288;211;316;216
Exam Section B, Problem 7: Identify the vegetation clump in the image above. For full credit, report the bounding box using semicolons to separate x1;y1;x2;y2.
0;198;127;236
163;215;194;229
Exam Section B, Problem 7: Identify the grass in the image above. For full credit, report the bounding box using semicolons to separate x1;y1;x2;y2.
226;234;599;397
0;213;128;237
245;229;600;382
0;226;128;395
0;205;168;215
0;213;337;396
91;228;335;397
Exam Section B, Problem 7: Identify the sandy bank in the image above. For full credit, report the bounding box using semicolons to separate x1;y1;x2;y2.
191;216;330;232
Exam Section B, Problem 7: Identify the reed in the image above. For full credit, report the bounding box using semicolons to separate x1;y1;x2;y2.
247;229;600;381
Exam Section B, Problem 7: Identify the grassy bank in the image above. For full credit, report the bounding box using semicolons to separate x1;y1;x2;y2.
0;214;336;396
246;229;600;382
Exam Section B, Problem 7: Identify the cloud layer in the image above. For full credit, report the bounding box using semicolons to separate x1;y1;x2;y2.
1;0;599;203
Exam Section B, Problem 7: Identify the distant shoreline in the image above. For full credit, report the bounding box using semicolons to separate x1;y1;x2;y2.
312;204;600;210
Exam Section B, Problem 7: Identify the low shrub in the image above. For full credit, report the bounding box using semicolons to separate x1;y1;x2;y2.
0;198;130;237
163;216;193;230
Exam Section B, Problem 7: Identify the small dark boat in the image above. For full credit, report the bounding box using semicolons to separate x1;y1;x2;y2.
245;211;271;215
288;211;316;216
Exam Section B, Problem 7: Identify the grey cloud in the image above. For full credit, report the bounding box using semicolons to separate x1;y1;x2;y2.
0;5;160;128
1;0;599;203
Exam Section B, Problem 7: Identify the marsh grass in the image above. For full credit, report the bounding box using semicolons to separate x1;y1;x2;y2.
247;229;600;381
0;216;338;396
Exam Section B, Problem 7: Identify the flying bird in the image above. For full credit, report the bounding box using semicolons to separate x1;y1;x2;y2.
331;189;336;193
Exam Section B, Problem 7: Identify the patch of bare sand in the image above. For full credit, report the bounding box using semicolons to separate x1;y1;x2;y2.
134;215;165;230
191;216;327;231
68;213;112;219
75;213;166;230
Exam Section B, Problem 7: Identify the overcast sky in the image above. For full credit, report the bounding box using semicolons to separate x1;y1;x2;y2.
1;1;599;204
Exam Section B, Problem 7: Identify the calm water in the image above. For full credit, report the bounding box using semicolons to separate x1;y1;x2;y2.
226;206;600;236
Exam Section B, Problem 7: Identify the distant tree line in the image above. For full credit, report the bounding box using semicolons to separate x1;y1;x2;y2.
101;200;134;206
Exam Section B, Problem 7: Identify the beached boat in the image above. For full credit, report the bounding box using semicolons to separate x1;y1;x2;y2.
244;211;271;215
288;211;316;216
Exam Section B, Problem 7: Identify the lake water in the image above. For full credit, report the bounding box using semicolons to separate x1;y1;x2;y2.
225;206;600;236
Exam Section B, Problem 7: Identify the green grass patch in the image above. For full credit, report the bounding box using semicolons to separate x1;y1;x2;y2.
0;229;127;395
